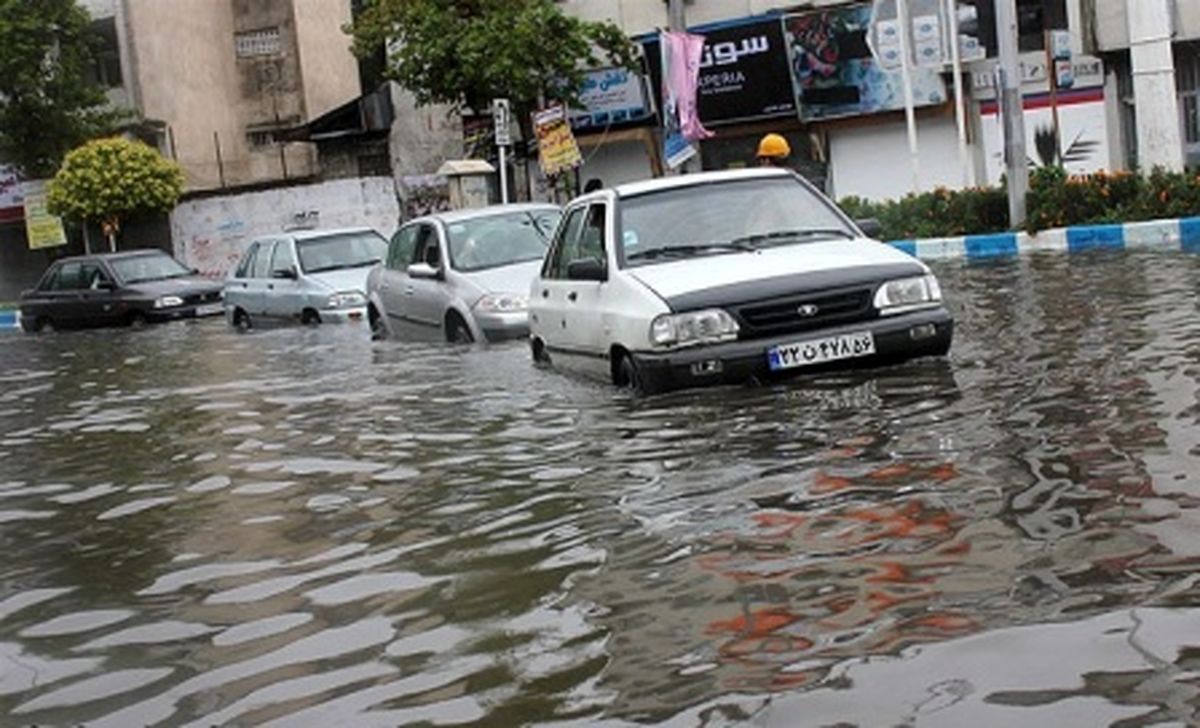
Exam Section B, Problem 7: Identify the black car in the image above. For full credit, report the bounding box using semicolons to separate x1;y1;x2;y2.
19;250;225;332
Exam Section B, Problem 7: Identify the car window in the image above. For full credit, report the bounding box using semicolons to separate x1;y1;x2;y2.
578;205;606;262
110;253;192;284
544;206;588;279
296;231;387;274
81;262;111;290
53;262;86;290
270;240;297;276
236;243;258;279
389;227;418;271
445;210;556;273
618;176;854;266
412;225;440;268
39;266;61;291
252;241;276;279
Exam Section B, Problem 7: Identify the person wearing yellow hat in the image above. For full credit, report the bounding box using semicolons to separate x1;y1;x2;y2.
756;133;791;167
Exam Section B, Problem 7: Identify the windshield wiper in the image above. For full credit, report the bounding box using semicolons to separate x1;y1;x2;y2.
305;263;356;273
733;229;857;247
626;242;754;261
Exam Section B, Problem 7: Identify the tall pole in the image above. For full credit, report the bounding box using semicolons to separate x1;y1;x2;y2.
667;0;685;32
1043;29;1062;164
896;0;921;194
499;145;509;204
995;0;1027;227
946;0;973;187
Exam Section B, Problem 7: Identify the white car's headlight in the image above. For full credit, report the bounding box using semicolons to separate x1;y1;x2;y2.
650;309;739;348
474;293;528;313
154;296;184;309
326;291;366;309
874;275;942;315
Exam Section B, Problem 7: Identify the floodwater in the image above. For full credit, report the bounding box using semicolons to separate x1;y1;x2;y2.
2;250;1200;727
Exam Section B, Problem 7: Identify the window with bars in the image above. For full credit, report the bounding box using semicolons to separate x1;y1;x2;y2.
235;28;281;58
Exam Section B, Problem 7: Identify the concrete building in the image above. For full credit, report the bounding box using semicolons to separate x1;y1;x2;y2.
1090;0;1200;171
556;0;1105;202
78;0;362;191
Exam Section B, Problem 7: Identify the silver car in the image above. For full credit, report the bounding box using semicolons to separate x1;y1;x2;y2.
224;228;388;328
366;204;561;343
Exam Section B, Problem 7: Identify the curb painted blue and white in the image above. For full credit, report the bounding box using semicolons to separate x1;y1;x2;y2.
0;309;20;331
888;216;1200;261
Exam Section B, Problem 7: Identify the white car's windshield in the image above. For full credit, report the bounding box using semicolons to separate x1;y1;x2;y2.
297;231;387;274
619;177;855;265
446;210;560;272
111;253;192;284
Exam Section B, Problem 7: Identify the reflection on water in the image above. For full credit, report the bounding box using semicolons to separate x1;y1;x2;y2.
1;251;1200;726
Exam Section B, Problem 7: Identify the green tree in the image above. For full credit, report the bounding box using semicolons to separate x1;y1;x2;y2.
347;0;637;122
0;0;119;179
47;137;185;252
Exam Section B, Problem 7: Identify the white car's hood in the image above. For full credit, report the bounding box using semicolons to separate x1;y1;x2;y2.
627;239;925;302
306;266;375;293
460;259;542;295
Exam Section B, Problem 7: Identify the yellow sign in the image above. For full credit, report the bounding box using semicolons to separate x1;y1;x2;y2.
533;105;583;178
23;181;67;251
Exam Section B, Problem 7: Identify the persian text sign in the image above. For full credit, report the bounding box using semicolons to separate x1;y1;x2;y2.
22;181;67;250
570;68;652;131
533;105;583;177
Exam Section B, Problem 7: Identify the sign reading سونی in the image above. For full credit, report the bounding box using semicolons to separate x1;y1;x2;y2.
22;181;67;251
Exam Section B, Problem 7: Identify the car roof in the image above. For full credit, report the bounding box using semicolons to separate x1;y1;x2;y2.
283;227;381;242
613;167;794;198
51;250;172;265
416;203;561;226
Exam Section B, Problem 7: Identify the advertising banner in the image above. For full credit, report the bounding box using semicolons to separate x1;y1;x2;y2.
533;105;583;177
570;68;653;131
785;4;946;121
22;181;67;251
644;18;797;127
0;167;23;223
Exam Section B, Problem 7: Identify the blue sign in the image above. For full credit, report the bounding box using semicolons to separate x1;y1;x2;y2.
570;68;653;131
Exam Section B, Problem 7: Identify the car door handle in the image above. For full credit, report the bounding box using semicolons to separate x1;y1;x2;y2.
567;292;578;302
404;286;415;296
541;289;549;298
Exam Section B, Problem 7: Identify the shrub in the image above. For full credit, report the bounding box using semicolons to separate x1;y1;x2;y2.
842;166;1200;240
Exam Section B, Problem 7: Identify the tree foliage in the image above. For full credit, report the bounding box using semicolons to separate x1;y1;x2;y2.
347;0;637;115
47;138;185;228
0;0;120;179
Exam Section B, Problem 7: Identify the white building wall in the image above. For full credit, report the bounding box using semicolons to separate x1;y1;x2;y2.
578;140;655;189
170;177;400;277
828;117;965;202
1094;0;1200;51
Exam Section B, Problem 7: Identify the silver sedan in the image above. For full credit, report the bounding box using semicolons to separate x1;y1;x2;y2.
366;204;561;343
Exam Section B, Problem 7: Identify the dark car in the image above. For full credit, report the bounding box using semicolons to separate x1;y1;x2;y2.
19;250;225;332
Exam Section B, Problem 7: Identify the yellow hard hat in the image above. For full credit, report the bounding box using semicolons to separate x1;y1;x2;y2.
757;133;791;159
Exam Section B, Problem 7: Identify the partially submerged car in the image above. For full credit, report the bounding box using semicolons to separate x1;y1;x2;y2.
19;250;224;332
527;168;952;394
224;228;387;328
366;204;561;342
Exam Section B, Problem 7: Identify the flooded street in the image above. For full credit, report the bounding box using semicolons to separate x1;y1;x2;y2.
3;250;1200;726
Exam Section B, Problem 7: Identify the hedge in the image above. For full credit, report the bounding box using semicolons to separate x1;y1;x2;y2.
840;167;1200;240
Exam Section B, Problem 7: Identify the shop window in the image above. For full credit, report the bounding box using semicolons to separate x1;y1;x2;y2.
966;0;1067;56
236;28;282;58
88;18;123;88
246;127;287;148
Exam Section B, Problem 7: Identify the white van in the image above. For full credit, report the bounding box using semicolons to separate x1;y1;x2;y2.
527;168;953;394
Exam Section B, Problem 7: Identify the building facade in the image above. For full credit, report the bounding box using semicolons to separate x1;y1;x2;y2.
557;0;1107;202
79;0;362;192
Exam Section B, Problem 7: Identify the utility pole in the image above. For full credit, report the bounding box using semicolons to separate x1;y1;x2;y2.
994;0;1027;227
667;0;685;32
896;0;921;193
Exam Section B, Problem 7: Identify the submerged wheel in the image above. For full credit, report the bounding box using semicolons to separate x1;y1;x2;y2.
127;311;148;329
614;353;643;393
232;308;252;331
530;338;550;365
301;309;322;326
446;313;473;344
20;316;46;333
368;305;388;341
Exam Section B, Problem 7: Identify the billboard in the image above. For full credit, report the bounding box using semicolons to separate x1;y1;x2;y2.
570;68;654;132
643;18;797;127
785;4;946;121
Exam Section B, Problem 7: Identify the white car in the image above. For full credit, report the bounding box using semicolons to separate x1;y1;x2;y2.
224;228;387;328
366;204;561;343
528;168;953;394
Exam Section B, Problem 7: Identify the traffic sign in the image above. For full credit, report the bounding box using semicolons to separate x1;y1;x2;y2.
492;98;512;147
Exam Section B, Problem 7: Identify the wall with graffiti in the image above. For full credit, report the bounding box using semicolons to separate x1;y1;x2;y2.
169;177;400;278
